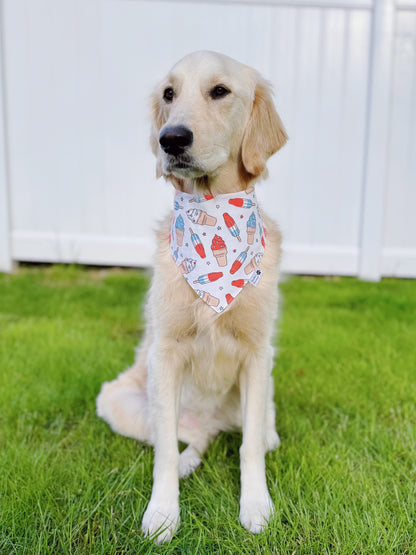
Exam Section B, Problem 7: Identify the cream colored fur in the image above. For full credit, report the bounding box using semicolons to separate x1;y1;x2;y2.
96;51;287;544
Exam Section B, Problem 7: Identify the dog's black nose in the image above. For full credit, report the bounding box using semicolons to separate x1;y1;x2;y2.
159;126;193;156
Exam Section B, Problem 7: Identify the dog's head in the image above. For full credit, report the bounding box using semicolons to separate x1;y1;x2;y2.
150;51;287;192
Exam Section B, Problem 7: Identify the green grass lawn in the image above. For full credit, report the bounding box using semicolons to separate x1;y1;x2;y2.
0;265;415;554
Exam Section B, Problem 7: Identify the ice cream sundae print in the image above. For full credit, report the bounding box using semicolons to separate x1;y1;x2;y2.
170;189;265;313
187;209;217;226
179;258;196;274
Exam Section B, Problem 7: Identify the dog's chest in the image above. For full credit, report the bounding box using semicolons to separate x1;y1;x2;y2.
187;327;241;393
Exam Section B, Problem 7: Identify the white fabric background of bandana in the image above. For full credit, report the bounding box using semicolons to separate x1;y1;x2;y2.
170;188;266;313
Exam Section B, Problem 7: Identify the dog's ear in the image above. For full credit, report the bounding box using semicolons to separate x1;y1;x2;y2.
150;91;165;178
241;80;288;177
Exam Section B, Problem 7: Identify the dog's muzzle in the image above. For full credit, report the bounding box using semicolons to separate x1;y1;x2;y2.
159;126;194;157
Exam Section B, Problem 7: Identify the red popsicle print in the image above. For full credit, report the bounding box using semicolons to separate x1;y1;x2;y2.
230;247;249;274
193;272;223;285
226;293;234;304
228;198;256;208
189;227;206;258
260;226;266;248
190;194;214;203
231;279;246;288
223;212;241;241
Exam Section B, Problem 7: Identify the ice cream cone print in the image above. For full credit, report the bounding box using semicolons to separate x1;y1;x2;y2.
223;212;241;242
179;258;196;274
187;209;217;226
245;187;255;194
189;228;206;258
228;198;256;208
196;290;220;307
211;234;227;267
175;215;185;246
244;253;263;274
247;212;256;245
193;272;223;285
230;247;249;275
174;201;183;210
176;229;184;246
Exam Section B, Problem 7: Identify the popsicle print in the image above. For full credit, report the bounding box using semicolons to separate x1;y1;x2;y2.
231;279;247;288
193;272;223;284
225;293;234;305
189;228;206;258
230;247;249;274
223;212;241;242
260;226;266;248
228;198;256;208
189;194;214;203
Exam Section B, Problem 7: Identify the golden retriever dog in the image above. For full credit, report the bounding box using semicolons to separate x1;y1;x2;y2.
96;50;287;543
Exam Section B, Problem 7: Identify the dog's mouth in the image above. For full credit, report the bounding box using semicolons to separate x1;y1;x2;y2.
165;155;206;178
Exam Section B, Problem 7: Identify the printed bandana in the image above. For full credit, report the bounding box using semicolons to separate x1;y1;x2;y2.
170;188;266;313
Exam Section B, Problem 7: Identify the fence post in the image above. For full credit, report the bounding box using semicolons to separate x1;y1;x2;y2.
0;0;12;273
358;0;395;281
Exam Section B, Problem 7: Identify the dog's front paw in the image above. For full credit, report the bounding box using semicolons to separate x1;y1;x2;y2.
239;491;274;534
141;500;180;544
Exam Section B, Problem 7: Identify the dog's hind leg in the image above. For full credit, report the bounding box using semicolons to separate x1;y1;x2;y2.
96;343;151;443
178;427;217;478
265;374;280;452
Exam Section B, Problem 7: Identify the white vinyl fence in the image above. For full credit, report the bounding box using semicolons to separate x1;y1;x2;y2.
0;0;415;278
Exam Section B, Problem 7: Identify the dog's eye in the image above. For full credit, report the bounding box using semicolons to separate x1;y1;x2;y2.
210;85;230;100
163;88;175;103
